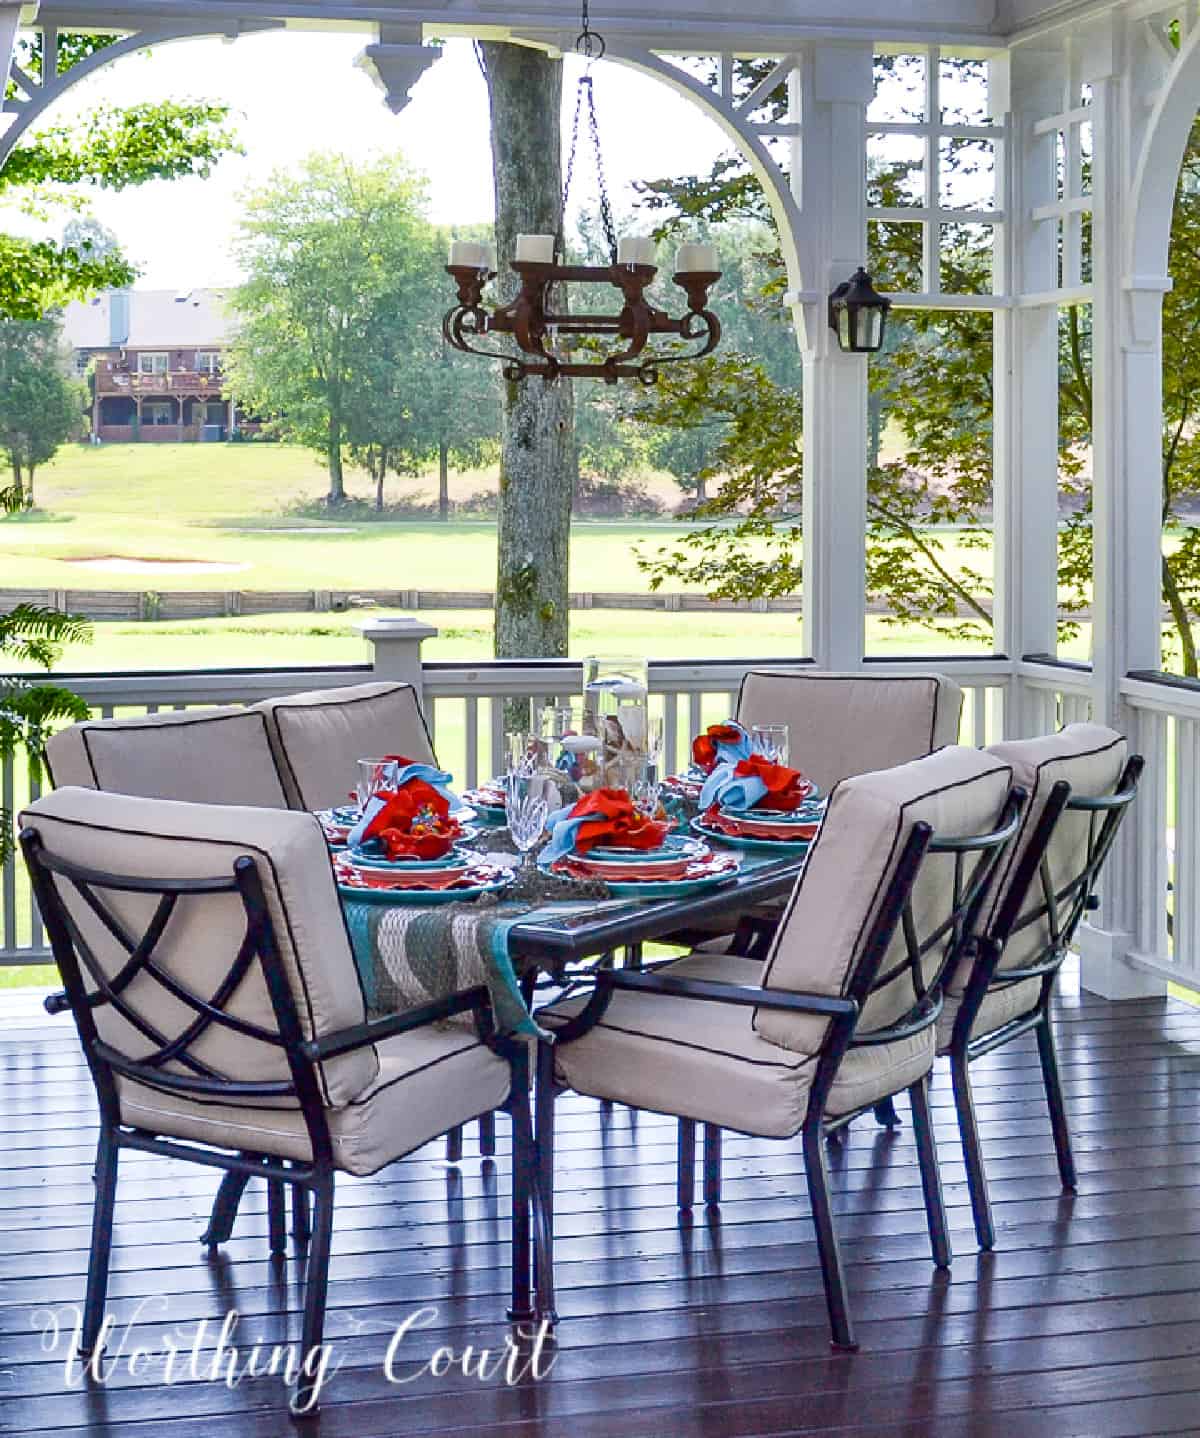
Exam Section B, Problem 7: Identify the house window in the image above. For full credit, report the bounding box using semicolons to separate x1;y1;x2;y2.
142;401;175;426
138;352;168;375
195;351;221;375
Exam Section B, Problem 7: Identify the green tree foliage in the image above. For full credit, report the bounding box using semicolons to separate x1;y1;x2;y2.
0;317;81;509
227;153;450;507
1;84;239;319
0;604;92;863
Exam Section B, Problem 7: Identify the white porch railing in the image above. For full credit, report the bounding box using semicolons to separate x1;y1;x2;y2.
5;650;1193;993
1;653;1011;966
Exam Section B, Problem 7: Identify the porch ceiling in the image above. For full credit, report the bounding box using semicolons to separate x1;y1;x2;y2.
19;0;1122;48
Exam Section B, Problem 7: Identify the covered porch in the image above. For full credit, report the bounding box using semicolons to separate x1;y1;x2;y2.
3;0;1200;1433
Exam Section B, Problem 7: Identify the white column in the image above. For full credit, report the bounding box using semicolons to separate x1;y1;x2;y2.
1078;32;1167;998
794;43;873;671
991;50;1063;736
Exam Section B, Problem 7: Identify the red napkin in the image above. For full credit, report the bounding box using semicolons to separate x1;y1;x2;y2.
730;753;812;811
691;723;745;774
570;788;670;855
364;778;462;860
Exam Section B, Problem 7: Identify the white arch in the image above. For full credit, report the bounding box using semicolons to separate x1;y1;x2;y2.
1128;19;1200;286
602;45;812;296
0;21;280;171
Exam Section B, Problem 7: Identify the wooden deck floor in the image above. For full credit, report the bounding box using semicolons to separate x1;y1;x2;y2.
3;967;1200;1437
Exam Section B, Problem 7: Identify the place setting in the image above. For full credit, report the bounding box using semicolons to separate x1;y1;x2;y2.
668;720;825;854
328;756;506;904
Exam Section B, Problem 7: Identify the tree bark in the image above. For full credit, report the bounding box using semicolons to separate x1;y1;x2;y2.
481;41;577;660
327;413;345;506
438;439;450;521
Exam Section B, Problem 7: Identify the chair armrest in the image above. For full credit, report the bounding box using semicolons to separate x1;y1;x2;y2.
602;968;857;1018
301;985;492;1062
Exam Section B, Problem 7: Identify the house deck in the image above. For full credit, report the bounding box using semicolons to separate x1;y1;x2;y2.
3;969;1200;1437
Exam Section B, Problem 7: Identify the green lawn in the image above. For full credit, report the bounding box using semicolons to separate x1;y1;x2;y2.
2;442;996;598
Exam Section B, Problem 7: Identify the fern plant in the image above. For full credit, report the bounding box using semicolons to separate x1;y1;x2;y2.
0;602;92;863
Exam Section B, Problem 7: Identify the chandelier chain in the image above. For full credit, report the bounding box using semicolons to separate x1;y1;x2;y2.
562;74;619;264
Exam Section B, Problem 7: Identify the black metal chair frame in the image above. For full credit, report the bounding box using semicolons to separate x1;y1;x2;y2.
534;790;1025;1351
943;755;1144;1250
20;826;550;1417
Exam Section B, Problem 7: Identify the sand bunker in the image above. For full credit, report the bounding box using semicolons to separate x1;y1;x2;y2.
67;557;250;575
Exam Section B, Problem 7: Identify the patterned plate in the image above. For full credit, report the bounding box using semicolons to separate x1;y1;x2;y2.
540;850;739;898
335;870;514;905
691;816;815;853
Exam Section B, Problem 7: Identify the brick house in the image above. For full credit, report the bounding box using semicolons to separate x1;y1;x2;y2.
61;288;255;443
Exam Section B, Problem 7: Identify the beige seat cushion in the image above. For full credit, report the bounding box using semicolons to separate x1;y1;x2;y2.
756;746;1012;1055
115;1027;511;1177
255;682;436;811
45;707;288;809
541;952;935;1136
933;723;1127;1052
19;787;375;1107
936;976;1042;1051
981;723;1128;974
737;670;963;794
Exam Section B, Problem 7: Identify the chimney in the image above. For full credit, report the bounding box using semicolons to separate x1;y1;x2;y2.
108;289;131;347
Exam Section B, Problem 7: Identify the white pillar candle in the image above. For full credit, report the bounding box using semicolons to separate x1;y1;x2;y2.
448;240;486;268
617;236;657;266
675;243;720;274
515;233;555;263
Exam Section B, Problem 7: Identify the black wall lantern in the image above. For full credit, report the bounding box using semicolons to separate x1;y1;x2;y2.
828;267;891;353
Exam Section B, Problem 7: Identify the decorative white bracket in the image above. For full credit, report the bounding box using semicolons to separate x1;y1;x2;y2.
357;29;442;115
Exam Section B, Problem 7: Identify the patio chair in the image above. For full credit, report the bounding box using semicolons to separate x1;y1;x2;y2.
254;680;436;811
19;787;546;1416
737;668;964;793
253;679;492;1165
535;746;1023;1350
938;723;1142;1250
670;668;964;960
44;705;289;808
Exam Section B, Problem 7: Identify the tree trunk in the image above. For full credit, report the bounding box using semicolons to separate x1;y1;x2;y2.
375;460;384;513
438;439;450;521
327;414;345;506
481;41;576;661
23;464;34;508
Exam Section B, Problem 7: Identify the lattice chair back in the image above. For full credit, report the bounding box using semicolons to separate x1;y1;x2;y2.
736;669;963;794
254;681;437;811
19;788;375;1147
756;746;1020;1057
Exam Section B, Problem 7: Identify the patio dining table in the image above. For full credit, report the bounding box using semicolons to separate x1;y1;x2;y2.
342;846;808;1034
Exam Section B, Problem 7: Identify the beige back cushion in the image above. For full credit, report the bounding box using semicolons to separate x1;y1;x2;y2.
737;670;963;793
254;682;436;811
45;708;288;810
982;723;1128;974
19;787;375;1107
756;746;1012;1054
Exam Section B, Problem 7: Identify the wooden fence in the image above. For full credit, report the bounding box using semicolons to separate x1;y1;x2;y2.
0;587;806;620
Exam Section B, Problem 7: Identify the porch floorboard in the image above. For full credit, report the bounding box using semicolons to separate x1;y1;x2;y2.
2;968;1199;1436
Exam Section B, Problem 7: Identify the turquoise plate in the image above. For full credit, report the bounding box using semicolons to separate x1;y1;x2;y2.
349;841;474;871
336;872;514;906
691;817;814;854
587;835;706;864
538;854;739;898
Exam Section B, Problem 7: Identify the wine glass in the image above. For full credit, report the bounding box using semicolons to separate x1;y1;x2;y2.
750;723;789;768
505;771;550;872
631;716;665;817
355;757;397;810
